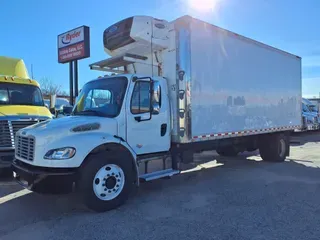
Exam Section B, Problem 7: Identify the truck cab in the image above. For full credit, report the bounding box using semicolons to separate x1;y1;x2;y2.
12;16;177;211
73;74;169;154
0;56;52;174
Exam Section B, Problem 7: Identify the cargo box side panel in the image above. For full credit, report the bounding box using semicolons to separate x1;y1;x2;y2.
189;19;301;138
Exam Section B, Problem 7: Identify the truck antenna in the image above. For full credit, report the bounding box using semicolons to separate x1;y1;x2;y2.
31;64;34;79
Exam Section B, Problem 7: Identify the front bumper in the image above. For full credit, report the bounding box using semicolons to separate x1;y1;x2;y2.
11;159;77;191
0;151;14;169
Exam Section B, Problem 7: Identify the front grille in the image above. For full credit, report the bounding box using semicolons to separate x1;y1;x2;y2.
11;121;38;136
0;120;40;149
15;135;35;161
0;121;13;148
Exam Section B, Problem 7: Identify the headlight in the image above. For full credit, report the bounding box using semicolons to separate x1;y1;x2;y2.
44;147;76;160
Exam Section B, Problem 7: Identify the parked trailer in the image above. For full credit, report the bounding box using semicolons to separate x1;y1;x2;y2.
12;15;301;212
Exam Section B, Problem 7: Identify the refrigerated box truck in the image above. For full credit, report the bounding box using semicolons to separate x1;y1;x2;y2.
12;15;301;212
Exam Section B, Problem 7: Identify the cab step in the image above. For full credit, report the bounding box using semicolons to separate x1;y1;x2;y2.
139;169;180;182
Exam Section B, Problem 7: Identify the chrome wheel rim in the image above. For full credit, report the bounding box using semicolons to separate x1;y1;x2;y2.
93;164;125;201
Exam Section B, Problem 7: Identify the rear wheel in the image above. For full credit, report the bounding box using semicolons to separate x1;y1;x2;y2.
259;133;288;162
78;152;134;212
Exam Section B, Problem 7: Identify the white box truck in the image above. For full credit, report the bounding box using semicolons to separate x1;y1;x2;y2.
12;15;301;212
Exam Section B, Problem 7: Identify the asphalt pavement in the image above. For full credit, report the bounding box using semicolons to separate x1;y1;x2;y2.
0;132;320;240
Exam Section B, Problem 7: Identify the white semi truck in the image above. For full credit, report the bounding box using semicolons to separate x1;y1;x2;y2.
12;15;301;212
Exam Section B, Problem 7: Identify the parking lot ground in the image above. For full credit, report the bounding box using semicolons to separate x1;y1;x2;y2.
0;132;320;240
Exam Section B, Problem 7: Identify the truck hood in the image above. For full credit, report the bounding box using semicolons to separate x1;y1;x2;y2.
19;116;118;144
0;105;51;117
15;116;120;168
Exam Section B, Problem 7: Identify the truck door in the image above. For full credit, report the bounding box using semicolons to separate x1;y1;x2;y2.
126;78;170;155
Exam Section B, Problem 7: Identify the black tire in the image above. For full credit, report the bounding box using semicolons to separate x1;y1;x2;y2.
259;133;288;162
216;147;239;157
78;152;134;212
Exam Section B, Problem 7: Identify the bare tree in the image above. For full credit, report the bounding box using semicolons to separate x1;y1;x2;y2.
59;90;69;97
39;77;68;96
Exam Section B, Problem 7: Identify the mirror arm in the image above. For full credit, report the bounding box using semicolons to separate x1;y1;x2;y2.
148;80;154;119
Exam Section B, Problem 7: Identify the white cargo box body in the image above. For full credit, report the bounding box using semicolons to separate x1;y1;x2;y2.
172;16;302;143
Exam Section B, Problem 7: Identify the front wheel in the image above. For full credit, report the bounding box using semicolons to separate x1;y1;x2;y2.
78;152;134;212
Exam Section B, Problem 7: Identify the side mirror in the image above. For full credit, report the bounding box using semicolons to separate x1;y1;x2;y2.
152;103;160;115
152;81;161;115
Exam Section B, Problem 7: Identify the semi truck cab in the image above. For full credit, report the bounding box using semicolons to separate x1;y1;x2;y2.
0;56;52;174
301;101;318;130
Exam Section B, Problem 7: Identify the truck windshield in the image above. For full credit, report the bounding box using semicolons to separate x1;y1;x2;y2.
72;76;128;117
0;82;44;106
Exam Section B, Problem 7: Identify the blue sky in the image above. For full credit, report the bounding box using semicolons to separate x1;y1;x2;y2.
1;0;319;97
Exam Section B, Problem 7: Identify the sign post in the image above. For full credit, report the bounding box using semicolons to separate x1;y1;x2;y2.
57;26;90;105
69;62;74;105
74;60;78;102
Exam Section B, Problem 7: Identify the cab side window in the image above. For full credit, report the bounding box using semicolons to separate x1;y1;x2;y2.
131;81;150;114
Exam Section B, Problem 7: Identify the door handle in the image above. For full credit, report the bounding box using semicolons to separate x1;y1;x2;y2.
161;124;167;136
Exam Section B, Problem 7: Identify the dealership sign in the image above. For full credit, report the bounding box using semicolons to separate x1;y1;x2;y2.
57;26;90;63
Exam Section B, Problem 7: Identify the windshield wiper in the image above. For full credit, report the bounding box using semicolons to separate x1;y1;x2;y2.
73;109;105;117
